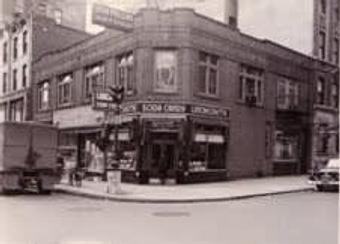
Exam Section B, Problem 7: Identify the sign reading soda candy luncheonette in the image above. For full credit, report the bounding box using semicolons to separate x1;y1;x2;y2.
92;95;229;120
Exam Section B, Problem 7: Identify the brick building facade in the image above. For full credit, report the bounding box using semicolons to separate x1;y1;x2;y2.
32;8;339;183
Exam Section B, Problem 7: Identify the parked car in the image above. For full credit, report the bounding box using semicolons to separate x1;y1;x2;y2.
309;159;339;191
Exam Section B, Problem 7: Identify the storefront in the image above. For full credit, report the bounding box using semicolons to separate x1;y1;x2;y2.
55;102;230;184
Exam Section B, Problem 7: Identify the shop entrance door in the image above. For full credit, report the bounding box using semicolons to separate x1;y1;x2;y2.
151;141;176;180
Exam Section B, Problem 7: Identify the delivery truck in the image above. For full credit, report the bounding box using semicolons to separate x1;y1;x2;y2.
0;121;60;194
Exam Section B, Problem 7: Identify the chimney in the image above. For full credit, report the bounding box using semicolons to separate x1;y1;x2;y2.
225;0;238;28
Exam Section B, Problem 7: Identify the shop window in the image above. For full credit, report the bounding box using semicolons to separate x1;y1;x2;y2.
198;51;219;96
277;78;299;109
84;63;105;99
239;64;264;106
154;50;177;93
2;72;7;94
38;80;50;111
9;98;24;122
22;30;28;55
22;64;27;88
319;31;326;60
316;77;326;105
190;126;226;171
13;37;18;59
117;52;135;95
3;42;7;63
274;131;298;161
12;69;17;91
58;73;73;106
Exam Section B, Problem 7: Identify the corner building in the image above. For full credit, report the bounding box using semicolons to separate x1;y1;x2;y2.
33;9;339;184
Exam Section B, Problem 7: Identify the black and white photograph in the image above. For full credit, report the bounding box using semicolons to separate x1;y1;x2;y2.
0;0;339;243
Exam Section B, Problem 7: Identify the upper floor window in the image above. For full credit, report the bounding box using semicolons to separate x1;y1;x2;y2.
22;64;28;88
333;38;339;64
335;7;339;22
3;42;7;63
239;64;264;106
22;30;28;55
38;3;47;15
198;52;219;96
54;9;62;24
154;50;177;93
84;63;105;99
2;72;7;94
319;31;326;60
58;73;73;106
38;80;50;111
13;37;18;59
117;52;135;95
331;80;339;108
316;77;326;105
277;78;299;109
320;0;327;14
12;69;17;91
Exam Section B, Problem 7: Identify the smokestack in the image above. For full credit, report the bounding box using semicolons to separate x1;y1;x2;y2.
225;0;238;28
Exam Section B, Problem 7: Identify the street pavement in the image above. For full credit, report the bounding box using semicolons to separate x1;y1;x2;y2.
0;191;338;244
55;175;313;203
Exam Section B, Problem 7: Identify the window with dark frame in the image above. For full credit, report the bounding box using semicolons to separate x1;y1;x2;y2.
319;31;326;60
277;78;299;109
331;80;338;108
3;42;7;63
198;52;219;96
38;80;50;111
239;64;264;105
316;77;326;105
22;64;27;88
13;37;18;59
12;69;17;91
23;30;28;54
154;50;177;93
58;74;72;106
333;38;339;64
320;0;327;14
84;63;105;99
2;72;7;94
117;52;135;94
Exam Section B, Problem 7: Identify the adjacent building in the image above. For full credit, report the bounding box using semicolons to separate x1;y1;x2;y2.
0;0;90;122
313;0;340;168
32;8;339;184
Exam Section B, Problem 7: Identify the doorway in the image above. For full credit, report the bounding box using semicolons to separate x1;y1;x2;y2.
150;141;176;178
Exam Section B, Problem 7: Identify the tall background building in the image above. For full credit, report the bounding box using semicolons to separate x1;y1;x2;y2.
313;0;340;64
0;0;90;122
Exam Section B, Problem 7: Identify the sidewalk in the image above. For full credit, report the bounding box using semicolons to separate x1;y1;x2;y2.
54;175;314;203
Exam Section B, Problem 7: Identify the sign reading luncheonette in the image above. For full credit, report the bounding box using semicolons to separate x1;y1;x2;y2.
92;3;133;31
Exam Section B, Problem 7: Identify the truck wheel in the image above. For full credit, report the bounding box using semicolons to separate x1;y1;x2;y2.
316;185;324;192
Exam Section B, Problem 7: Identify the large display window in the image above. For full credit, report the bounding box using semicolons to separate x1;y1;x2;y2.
189;125;227;172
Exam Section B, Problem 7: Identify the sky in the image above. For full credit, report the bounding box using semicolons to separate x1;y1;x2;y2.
90;0;314;54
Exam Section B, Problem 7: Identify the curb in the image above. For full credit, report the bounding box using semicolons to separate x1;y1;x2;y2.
53;186;314;204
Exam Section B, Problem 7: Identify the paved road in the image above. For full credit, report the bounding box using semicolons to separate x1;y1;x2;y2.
0;191;338;244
